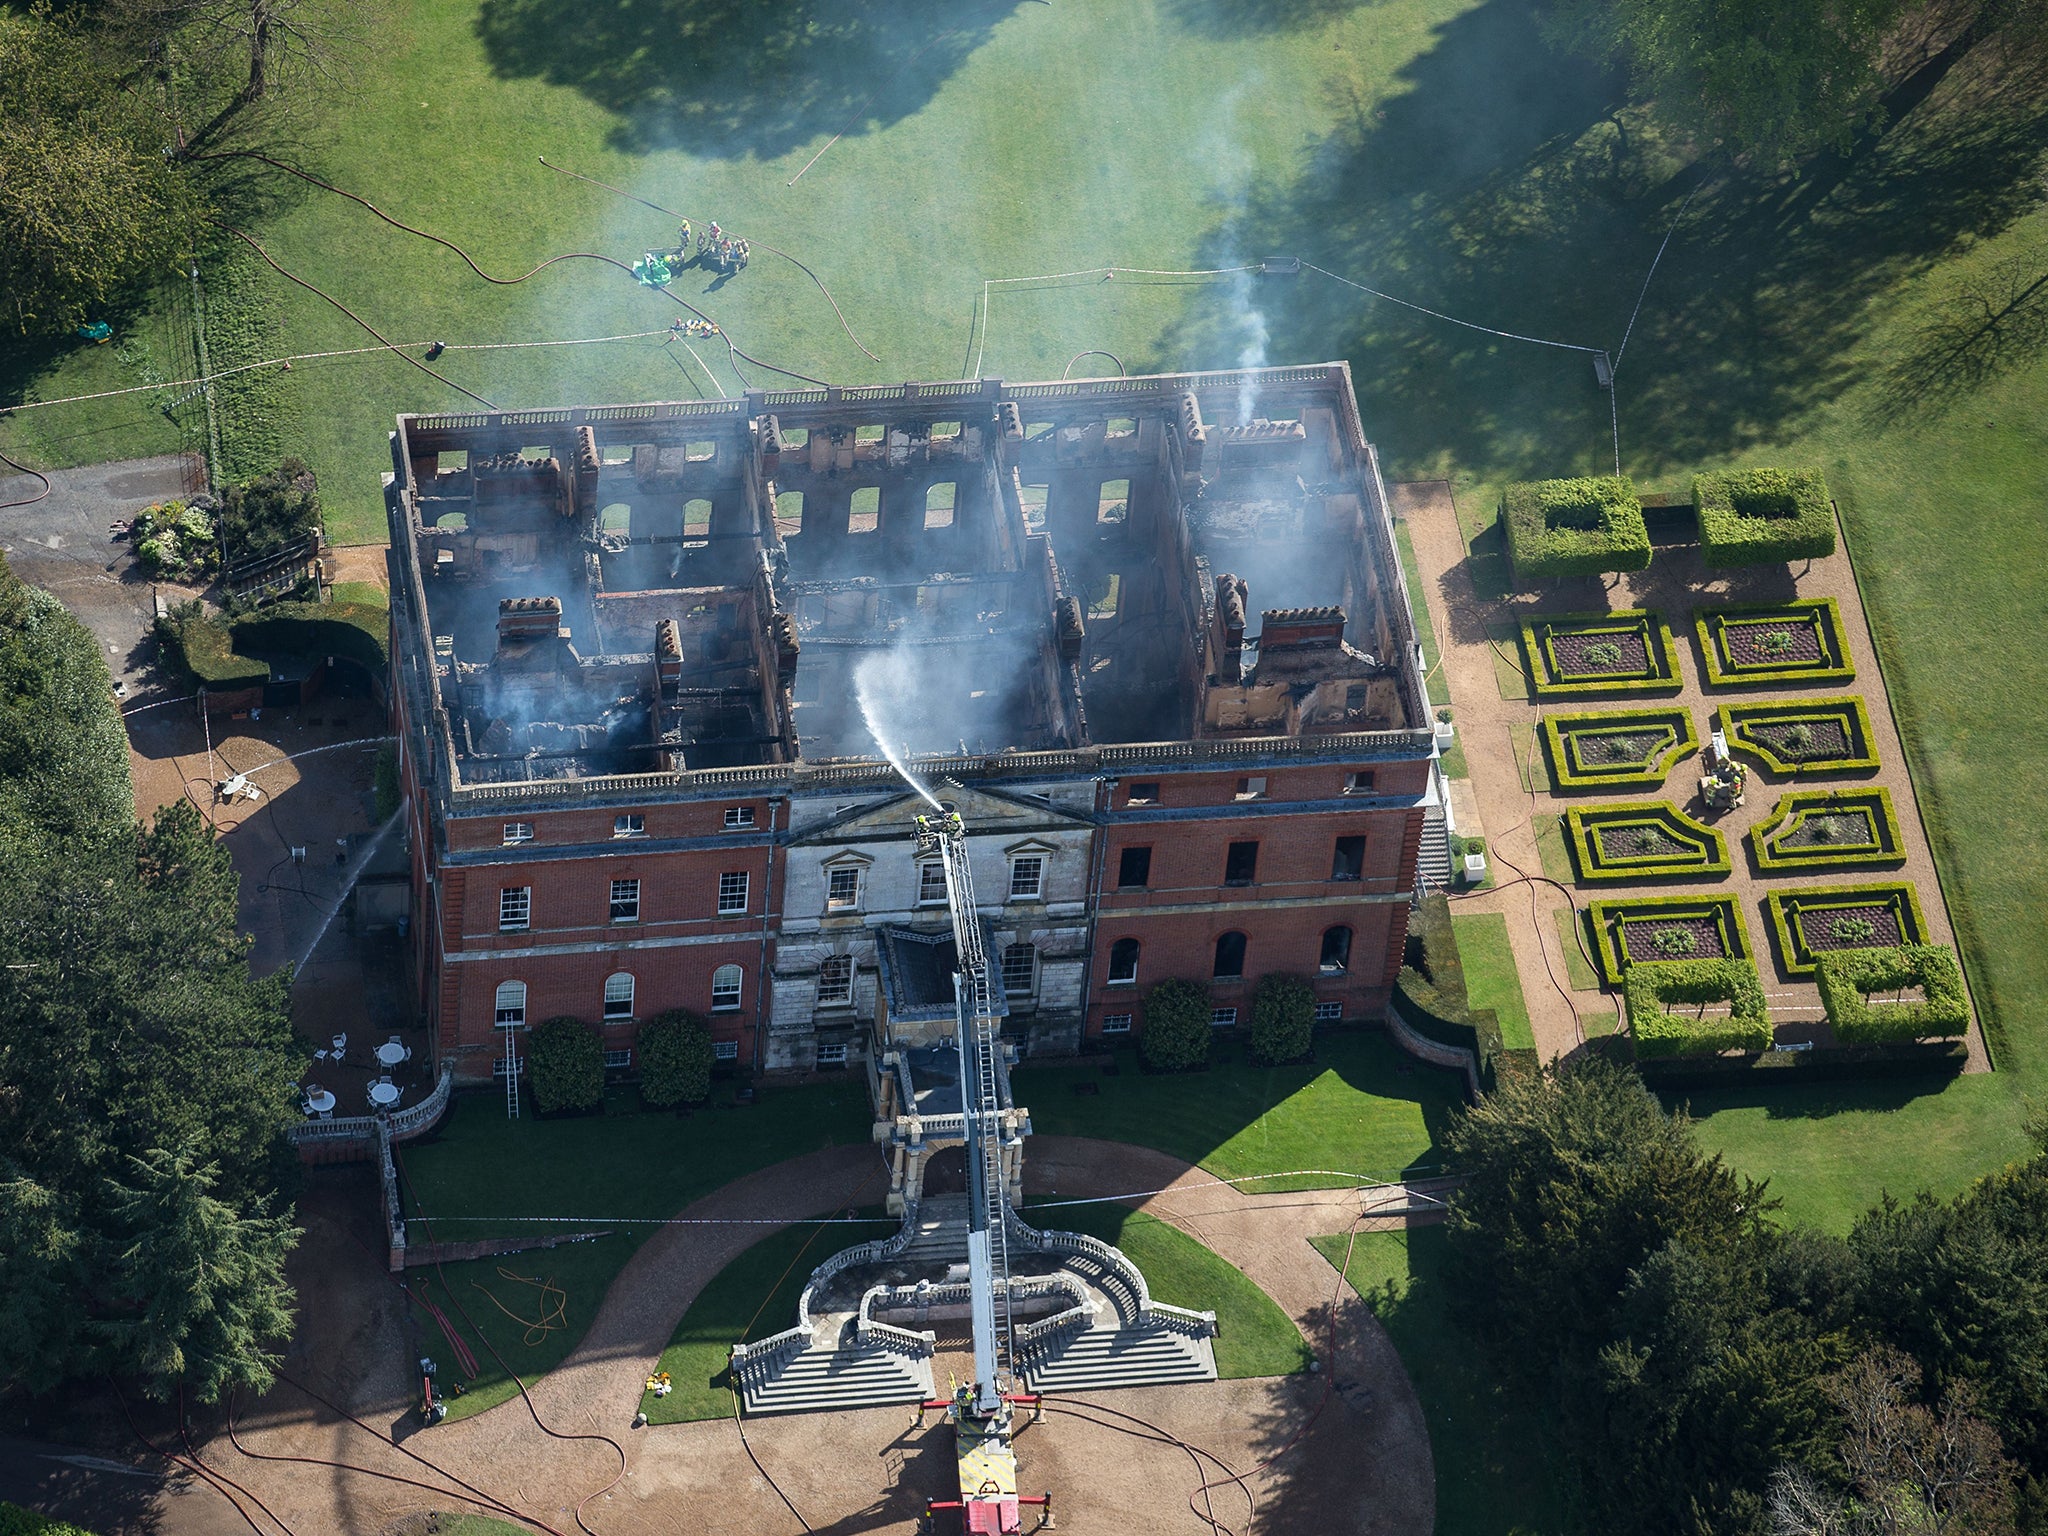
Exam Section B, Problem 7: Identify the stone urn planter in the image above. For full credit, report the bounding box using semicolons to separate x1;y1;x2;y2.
1462;844;1487;882
1435;717;1456;749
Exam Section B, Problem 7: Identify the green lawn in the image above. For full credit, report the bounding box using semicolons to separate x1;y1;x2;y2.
398;1079;872;1417
1014;1030;1460;1192
1035;1203;1313;1380
1315;1227;1562;1536
1451;913;1534;1050
641;1211;894;1425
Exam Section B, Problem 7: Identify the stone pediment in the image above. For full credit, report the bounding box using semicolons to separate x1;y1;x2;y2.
794;783;1088;845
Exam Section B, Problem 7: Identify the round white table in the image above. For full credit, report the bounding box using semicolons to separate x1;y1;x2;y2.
368;1082;401;1110
375;1041;407;1068
305;1089;335;1115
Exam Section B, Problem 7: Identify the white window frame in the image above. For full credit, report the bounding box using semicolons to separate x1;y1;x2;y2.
613;813;646;839
492;1056;524;1079
603;972;635;1021
502;821;534;844
999;943;1036;998
718;870;750;915
609;877;640;924
499;886;530;932
1314;1001;1344;1023
1107;938;1140;986
711;963;743;1012
1008;854;1045;901
1101;1013;1133;1035
816;1042;849;1066
1210;1007;1238;1028
817;955;854;1006
825;866;863;913
713;1039;740;1061
724;805;756;828
916;862;949;905
494;980;527;1028
603;1047;633;1070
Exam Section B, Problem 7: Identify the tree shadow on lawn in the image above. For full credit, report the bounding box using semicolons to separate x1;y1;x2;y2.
472;0;1042;157
1664;1074;1965;1125
1148;0;2048;482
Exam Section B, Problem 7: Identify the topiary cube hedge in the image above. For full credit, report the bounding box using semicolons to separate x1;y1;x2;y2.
1692;468;1837;568
1816;944;1969;1043
527;1016;604;1112
1502;475;1650;581
1563;801;1730;883
1622;957;1773;1057
1141;978;1212;1072
1763;882;1928;977
638;1008;714;1107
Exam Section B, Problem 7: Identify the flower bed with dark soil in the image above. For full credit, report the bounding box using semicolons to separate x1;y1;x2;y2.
1520;610;1684;698
1695;599;1854;688
1566;801;1730;883
1764;882;1928;977
1542;707;1700;791
1586;894;1749;984
1718;697;1881;775
1750;788;1907;872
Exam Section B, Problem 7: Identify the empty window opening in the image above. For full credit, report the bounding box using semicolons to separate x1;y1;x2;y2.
1025;421;1055;441
1235;776;1267;800
930;421;961;438
775;490;804;533
599;503;632;535
793;670;822;704
1224;842;1259;886
1213;932;1247;979
711;964;743;1011
818;955;854;1005
1088;573;1121;620
1118;846;1152;889
1320;927;1352;975
924;482;957;530
1107;417;1137;437
600;443;634;465
684;499;713;538
1126;782;1160;806
610;878;641;923
1332;836;1365;881
499;887;531;931
1000;944;1037;998
855;424;884;443
686;440;716;462
1020;483;1049;528
494;980;527;1028
780;426;808;448
826;867;862;912
603;972;635;1020
1344;771;1376;794
1107;938;1140;985
850;486;880;534
437;449;470;472
1097;479;1130;525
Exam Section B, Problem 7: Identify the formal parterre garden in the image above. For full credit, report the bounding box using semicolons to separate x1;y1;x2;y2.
1694;599;1856;689
1564;800;1729;883
1519;610;1684;697
1749;788;1906;873
1717;697;1882;776
1764;882;1930;978
1540;706;1700;791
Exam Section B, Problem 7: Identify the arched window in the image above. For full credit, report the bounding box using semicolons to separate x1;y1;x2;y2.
711;963;743;1012
1320;926;1352;975
603;972;635;1020
493;980;527;1028
1108;938;1140;985
1000;943;1036;997
1213;931;1247;980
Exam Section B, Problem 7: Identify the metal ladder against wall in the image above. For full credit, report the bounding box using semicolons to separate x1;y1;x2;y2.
504;1024;520;1119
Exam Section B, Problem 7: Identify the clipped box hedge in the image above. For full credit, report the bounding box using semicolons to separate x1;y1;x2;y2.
1623;957;1773;1057
1717;696;1880;776
1520;610;1684;698
1695;599;1855;689
1392;891;1506;1086
1541;706;1700;791
1692;468;1837;568
1816;944;1969;1043
1586;894;1750;985
1502;475;1650;581
1564;800;1730;883
1763;882;1928;977
1749;787;1906;873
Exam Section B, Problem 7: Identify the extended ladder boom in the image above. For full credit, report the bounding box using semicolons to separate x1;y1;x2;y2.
914;810;1013;1417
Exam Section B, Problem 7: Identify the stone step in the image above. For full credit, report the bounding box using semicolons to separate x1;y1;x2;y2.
899;1194;970;1262
1418;804;1453;887
739;1345;935;1416
1018;1326;1217;1394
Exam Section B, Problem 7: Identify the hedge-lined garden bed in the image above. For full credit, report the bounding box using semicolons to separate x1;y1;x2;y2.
1749;788;1906;872
1717;696;1880;775
1692;468;1838;568
1816;944;1970;1043
1563;801;1730;882
1622;957;1773;1057
1694;598;1854;689
1540;706;1699;790
1501;475;1650;581
1520;610;1683;697
1586;894;1750;985
1763;883;1928;977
